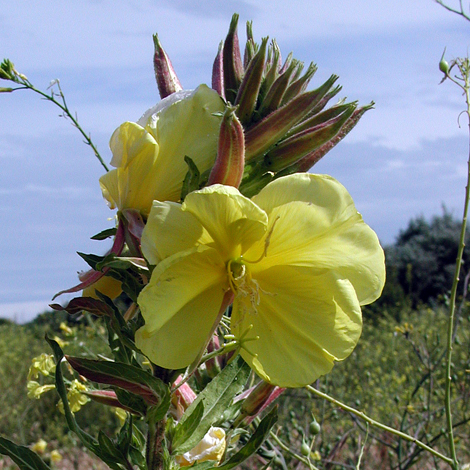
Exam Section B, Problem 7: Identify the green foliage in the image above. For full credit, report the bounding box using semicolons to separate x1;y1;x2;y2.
372;210;470;312
0;316;119;447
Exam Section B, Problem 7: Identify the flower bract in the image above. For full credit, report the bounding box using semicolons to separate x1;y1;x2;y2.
99;85;224;215
136;173;385;387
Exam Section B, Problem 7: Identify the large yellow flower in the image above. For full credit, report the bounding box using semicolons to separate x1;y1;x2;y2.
99;85;225;215
135;174;385;387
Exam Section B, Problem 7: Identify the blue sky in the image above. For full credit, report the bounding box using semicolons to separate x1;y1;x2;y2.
1;0;469;321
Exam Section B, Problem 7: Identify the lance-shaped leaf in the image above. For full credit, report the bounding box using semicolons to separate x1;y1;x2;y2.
262;102;356;173
50;297;113;317
91;227;117;240
153;33;182;99
244;74;339;162
46;337;131;470
0;437;51;470
172;356;250;454
217;407;278;469
212;41;225;99
171;401;204;452
66;356;170;408
181;156;202;200
295;102;374;172
223;13;244;103
235;37;268;125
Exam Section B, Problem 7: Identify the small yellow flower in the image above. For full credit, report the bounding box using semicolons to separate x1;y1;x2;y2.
59;322;74;337
50;450;62;462
27;381;55;399
58;380;89;414
27;353;55;381
31;439;47;455
176;427;226;467
99;85;224;215
136;174;385;387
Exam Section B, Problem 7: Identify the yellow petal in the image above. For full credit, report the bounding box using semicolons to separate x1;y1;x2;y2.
183;185;268;259
231;265;362;387
249;173;385;305
141;200;212;265
99;122;160;213
136;246;228;369
99;86;224;214
142;85;225;202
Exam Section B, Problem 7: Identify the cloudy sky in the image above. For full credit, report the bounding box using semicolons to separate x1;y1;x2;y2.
1;0;469;322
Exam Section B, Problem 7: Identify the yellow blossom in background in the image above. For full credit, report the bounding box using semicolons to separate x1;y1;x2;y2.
50;450;62;462
175;427;226;467
59;322;74;337
99;85;224;215
58;379;89;414
27;381;55;399
31;439;47;455
27;353;55;381
136;173;385;387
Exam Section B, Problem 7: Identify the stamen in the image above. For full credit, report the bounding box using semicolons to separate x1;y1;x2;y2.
243;216;280;264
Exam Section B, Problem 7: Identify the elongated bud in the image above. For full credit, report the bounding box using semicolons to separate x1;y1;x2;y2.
243;21;257;68
84;390;138;414
281;62;317;105
153;34;183;99
295;102;374;172
242;381;277;416
223;14;244;103
263;103;356;173
245;75;339;162
235;37;268;125
207;105;245;188
212;41;225;99
258;59;299;118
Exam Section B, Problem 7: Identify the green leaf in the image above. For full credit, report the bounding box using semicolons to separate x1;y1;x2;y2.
0;437;51;470
66;355;170;407
181;156;201;200
217;406;278;469
189;462;217;470
174;356;250;454
49;297;114;317
45;336;134;470
91;227;117;240
114;388;148;416
171;401;204;452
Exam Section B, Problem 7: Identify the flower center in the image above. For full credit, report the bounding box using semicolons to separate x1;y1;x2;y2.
227;259;262;315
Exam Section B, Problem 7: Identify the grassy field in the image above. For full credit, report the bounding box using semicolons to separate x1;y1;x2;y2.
0;304;469;469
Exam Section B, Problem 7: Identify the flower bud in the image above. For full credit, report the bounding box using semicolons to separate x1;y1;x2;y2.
207;105;245;188
153;34;183;99
223;14;244;103
439;48;449;75
212;41;225;99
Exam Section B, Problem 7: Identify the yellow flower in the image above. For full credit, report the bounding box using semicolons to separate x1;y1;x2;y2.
175;427;226;467
50;450;62;462
31;439;47;455
27;353;55;381
58;379;89;414
27;381;55;399
99;85;225;215
135;174;385;387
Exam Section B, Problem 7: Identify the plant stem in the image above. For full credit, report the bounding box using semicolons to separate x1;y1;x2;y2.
147;417;167;470
305;385;454;467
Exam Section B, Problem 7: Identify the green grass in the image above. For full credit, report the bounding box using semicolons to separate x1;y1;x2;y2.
0;305;469;469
